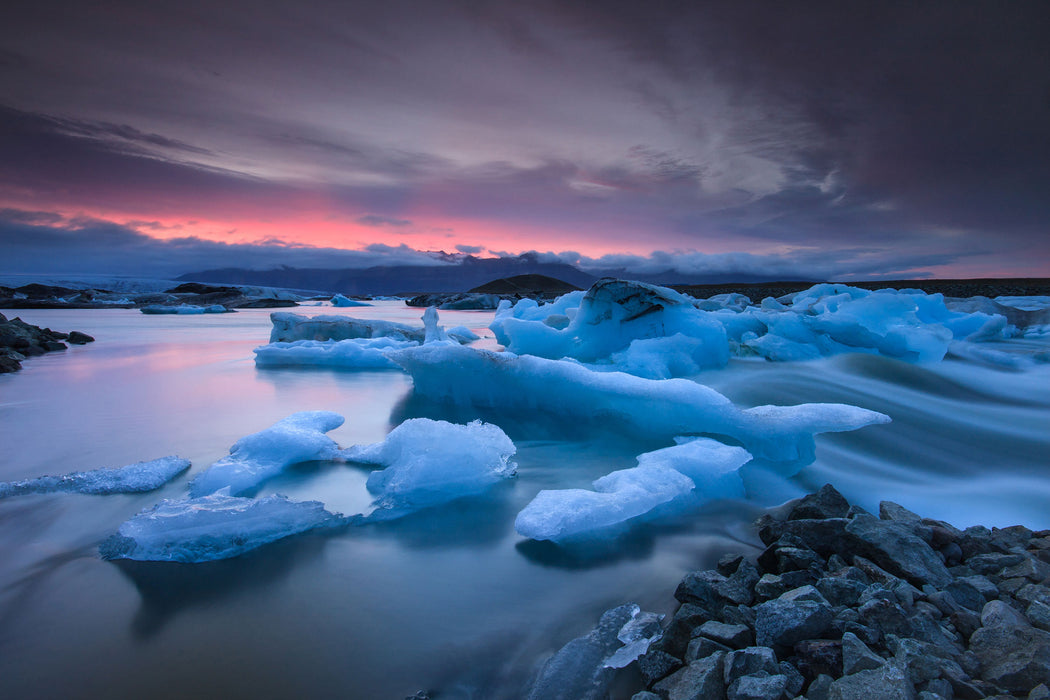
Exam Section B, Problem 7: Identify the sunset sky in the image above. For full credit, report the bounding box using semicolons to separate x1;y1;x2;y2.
1;1;1048;280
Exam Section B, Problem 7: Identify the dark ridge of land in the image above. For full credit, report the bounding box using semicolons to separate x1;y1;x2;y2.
0;312;95;373
469;274;583;295
671;278;1050;301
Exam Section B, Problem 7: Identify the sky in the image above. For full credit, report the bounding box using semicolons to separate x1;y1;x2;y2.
1;0;1048;281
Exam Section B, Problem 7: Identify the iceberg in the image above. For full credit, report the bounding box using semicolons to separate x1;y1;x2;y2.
525;603;660;700
99;492;342;562
0;456;190;498
330;294;370;307
515;438;751;541
344;418;516;511
253;337;414;369
268;311;477;345
189;411;345;497
389;344;889;467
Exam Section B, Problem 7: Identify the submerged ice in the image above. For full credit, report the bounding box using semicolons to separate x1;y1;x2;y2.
189;411;344;497
0;456;190;498
99;492;342;562
344;418;516;512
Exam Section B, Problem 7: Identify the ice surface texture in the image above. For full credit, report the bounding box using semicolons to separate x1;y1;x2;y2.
490;280;1039;376
389;344;889;466
515;438;751;541
189;411;345;497
253;338;413;369
0;456;190;498
525;603;661;700
269;312;427;343
344;418;516;511
99;492;342;562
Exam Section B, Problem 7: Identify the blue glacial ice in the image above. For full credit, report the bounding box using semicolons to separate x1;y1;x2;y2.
343;418;516;512
389;344;889;467
140;304;228;314
330;294;370;307
254;337;415;369
268;311;430;343
515;438;751;541
487;279;1042;376
99;492;343;562
189;411;345;497
0;456;190;498
525;603;661;700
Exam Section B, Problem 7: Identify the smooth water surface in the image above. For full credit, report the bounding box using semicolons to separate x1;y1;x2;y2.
1;303;1048;698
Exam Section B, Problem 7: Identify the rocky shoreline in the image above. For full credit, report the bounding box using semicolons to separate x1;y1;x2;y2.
0;312;95;372
630;485;1050;700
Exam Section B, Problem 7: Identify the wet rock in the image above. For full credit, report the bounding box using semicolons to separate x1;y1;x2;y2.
638;649;683;685
789;484;852;520
726;672;788;700
755;586;834;651
970;601;1050;693
943;579;986;612
846;514;953;588
841;631;885;675
827;663;914;700
1028;600;1050;632
685;636;731;662
696;621;752;649
653;651;726;700
67;330;94;344
724;646;780;684
794;639;843;679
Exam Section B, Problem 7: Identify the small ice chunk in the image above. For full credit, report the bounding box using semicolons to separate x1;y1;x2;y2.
515;464;695;541
99;492;341;562
189;411;345;497
636;437;750;497
253;338;414;369
330;294;370;307
604;610;664;668
0;456;190;498
422;306;448;343
344;418;516;511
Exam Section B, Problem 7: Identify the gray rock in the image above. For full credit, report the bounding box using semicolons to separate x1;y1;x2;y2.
779;661;804;696
1029;601;1050;632
841;631;885;675
67;330;94;344
880;501;923;525
923;678;953;699
956;574;999;601
843;621;881;647
943;580;986;612
788;484;852;520
892;637;965;686
966;552;1025;575
653;651;727;700
807;674;835;700
1016;583;1050;607
657;603;709;658
1000;575;1032;595
970;601;1050;693
638;649;683;685
794;639;843;679
949;609;981;641
846;514;952;588
818;577;868;607
1030;684;1050;700
828;663;915;700
755;588;834;650
724;646;780;685
756;572;818;601
727;672;788;700
686;636;731;662
989;525;1033;551
858;598;913;638
697;621;753;649
1003;556;1050;582
776;546;825;572
722;604;757;629
631;693;662;700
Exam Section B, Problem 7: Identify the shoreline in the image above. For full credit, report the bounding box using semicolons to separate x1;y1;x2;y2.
625;485;1050;699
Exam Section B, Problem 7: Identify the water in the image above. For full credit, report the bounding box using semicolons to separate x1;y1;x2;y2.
1;303;1048;698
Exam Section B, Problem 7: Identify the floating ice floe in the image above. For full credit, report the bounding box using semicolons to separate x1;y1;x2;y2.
330;294;370;307
488;279;1047;375
189;411;345;497
255;309;479;370
140;304;228;314
343;418;516;513
515;438;751;541
389;344;889;467
525;603;662;700
0;456;190;498
99;492;342;562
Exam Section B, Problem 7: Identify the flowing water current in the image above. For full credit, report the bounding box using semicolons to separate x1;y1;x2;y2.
1;303;1048;698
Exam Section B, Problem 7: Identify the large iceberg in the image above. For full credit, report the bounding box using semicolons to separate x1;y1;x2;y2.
99;492;342;562
515;438;751;541
389;344;889;467
141;304;228;314
0;456;190;498
344;418;516;512
492;279;728;372
330;294;370;307
269;312;428;343
189;411;345;497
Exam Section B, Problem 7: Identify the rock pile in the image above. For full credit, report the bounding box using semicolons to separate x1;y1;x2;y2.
0;312;94;372
633;485;1050;699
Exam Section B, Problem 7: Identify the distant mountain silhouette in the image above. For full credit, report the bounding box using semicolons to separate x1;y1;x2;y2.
178;254;597;295
469;274;582;295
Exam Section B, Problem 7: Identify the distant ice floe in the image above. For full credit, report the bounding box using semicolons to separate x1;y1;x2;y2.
99;492;342;562
189;411;345;497
330;294;371;307
389;344;888;467
489;280;1050;376
140;304;228;314
255;309;479;370
525;603;662;700
344;418;516;514
0;456;190;499
515;438;751;541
